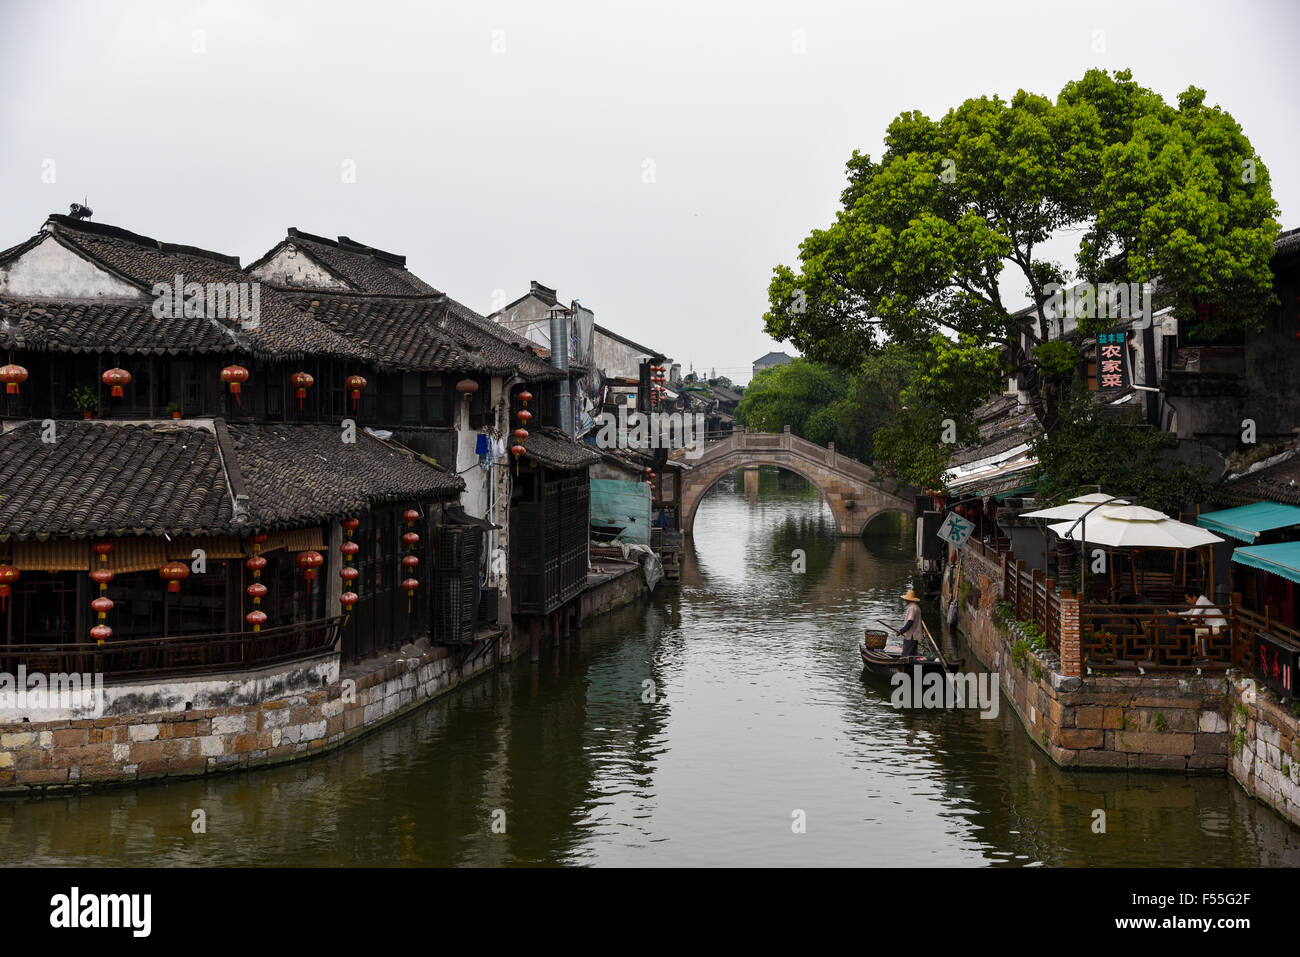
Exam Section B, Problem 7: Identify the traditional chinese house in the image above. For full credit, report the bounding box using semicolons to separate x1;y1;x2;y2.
0;213;515;682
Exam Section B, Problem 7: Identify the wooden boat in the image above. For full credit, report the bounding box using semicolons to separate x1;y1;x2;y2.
859;642;962;678
859;627;962;678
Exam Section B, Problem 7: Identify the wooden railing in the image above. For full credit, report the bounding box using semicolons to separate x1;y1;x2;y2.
1079;604;1234;670
1001;558;1061;653
966;543;1298;676
0;617;342;682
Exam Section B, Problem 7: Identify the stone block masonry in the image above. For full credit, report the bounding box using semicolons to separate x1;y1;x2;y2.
0;636;502;795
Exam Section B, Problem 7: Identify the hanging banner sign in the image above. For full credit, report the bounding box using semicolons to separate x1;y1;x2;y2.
1095;330;1128;391
937;512;975;548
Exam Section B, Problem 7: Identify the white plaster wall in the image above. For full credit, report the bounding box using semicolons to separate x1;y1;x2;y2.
0;234;144;299
248;246;349;290
592;332;650;379
1;653;338;723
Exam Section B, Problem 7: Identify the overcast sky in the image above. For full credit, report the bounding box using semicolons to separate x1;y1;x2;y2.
2;0;1295;384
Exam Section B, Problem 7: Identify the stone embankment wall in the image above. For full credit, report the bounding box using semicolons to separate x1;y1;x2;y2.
0;562;652;795
946;544;1227;771
1229;674;1300;827
946;541;1300;828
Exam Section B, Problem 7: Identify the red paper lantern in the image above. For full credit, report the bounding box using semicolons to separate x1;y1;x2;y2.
247;582;267;605
290;371;314;410
401;577;419;613
221;365;250;406
296;550;324;581
160;561;190;593
340;541;359;561
510;444;526;460
0;364;28;395
246;610;267;632
516;409;532;424
248;532;268;553
345;374;367;410
340;517;360;537
91;596;114;620
246;554;268;578
91;624;112;645
0;565;18;612
93;541;113;564
518;390;532;406
513;428;529;441
339;566;359;583
340;591;359;611
297;551;324;601
402;532;419;550
403;509;420;526
90;568;114;592
102;367;132;398
401;554;419;570
456;378;479;395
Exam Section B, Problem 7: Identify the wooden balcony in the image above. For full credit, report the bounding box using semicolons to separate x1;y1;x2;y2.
0;617;342;682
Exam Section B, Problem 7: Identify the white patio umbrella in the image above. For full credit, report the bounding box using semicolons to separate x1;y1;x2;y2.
1048;508;1225;599
1047;509;1224;548
1020;492;1129;521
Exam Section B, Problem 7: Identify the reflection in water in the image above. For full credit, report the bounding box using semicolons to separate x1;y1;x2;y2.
1;466;1297;866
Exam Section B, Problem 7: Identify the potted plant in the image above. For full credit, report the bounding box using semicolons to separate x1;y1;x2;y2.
166;401;182;420
70;386;98;419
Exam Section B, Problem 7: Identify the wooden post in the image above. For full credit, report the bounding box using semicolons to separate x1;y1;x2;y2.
529;616;540;663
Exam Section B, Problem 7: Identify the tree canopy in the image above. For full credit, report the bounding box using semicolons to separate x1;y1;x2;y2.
764;69;1280;441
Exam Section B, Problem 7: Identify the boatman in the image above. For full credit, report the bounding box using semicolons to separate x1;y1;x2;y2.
897;589;923;657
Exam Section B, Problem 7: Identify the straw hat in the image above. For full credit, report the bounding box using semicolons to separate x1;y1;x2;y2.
900;589;921;602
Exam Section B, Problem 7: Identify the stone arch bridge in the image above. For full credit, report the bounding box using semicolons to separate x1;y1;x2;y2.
679;427;917;537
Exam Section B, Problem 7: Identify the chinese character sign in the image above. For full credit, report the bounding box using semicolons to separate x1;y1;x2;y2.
937;512;975;548
1095;331;1128;391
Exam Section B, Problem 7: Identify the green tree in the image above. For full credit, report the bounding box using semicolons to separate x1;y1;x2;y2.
735;359;848;439
765;69;1279;438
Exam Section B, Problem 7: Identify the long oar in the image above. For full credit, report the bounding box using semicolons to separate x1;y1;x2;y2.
921;619;953;673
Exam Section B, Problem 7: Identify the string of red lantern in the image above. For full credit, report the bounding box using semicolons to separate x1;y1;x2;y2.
340;518;361;621
244;527;267;624
246;552;268;630
401;512;420;615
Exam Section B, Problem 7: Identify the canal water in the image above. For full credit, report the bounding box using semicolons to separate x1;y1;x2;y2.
3;469;1299;867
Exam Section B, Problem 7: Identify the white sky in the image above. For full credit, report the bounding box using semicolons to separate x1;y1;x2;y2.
1;0;1295;384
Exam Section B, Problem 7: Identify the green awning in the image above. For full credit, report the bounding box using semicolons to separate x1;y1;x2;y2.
1232;542;1300;585
1198;502;1300;542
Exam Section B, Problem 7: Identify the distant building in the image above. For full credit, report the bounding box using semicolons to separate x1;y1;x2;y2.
752;351;793;378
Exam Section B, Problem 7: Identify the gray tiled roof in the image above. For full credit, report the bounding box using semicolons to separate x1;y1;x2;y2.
0;419;463;541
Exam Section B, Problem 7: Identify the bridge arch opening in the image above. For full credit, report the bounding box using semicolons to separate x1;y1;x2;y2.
685;463;869;538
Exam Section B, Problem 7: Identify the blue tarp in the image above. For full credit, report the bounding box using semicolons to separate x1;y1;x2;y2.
1198;502;1300;542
